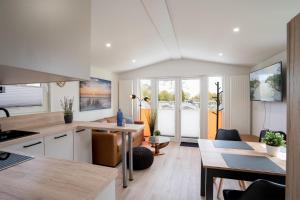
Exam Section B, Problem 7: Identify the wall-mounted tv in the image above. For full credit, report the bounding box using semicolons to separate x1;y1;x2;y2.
250;62;283;102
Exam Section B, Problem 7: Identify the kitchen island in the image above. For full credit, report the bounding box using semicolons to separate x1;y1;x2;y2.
0;112;144;199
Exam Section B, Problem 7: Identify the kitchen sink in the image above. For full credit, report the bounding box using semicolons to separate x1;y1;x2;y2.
0;130;39;143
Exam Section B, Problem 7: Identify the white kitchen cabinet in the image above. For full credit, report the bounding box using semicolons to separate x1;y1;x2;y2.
44;131;74;160
74;128;92;163
0;138;44;156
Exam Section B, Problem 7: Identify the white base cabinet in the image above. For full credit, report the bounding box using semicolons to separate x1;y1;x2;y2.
1;138;44;156
1;129;93;163
74;128;92;163
44;131;74;160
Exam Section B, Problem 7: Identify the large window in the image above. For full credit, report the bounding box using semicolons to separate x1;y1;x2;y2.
0;83;48;116
0;84;43;107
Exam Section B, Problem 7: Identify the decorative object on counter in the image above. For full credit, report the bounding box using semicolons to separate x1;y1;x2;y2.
130;94;150;120
56;81;66;87
60;97;74;124
80;77;111;111
262;131;286;157
117;109;123;126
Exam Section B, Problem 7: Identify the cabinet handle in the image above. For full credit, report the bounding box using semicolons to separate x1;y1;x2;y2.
76;129;85;133
54;134;67;140
23;141;42;148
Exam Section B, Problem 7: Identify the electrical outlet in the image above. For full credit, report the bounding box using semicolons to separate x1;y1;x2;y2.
0;86;5;93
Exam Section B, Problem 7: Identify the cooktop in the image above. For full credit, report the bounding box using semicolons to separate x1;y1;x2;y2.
0;130;38;143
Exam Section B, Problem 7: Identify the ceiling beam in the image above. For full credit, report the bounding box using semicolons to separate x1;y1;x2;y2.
141;0;181;59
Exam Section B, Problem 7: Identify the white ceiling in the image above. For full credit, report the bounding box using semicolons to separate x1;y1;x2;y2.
91;0;300;72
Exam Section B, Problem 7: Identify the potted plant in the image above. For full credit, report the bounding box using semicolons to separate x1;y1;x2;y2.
60;97;74;124
262;131;285;156
153;130;161;142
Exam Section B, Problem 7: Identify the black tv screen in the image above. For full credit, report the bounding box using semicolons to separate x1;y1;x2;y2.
250;62;283;102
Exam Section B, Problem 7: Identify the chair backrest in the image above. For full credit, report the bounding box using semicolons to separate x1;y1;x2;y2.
215;129;241;141
240;179;285;200
259;129;287;142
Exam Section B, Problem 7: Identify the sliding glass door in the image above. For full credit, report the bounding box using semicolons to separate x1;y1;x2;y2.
157;80;176;137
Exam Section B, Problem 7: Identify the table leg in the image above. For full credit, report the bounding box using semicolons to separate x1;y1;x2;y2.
205;168;214;200
128;132;133;181
201;159;206;196
121;131;127;188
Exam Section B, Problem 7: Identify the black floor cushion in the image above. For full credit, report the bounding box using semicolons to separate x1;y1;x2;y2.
127;147;154;170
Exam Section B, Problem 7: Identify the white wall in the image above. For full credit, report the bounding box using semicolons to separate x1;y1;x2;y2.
118;59;250;79
251;51;287;136
118;58;251;137
50;67;118;121
0;0;90;80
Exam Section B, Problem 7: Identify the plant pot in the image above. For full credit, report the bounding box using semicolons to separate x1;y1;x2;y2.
150;136;156;143
64;113;73;124
266;145;280;157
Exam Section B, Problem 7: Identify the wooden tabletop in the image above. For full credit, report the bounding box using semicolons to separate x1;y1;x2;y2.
198;139;286;176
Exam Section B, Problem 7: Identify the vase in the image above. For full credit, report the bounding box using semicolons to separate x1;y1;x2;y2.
266;145;280;157
64;113;73;124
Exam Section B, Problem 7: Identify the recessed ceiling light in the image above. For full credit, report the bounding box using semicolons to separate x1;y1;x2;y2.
132;59;136;63
105;43;111;48
218;53;223;57
233;27;240;33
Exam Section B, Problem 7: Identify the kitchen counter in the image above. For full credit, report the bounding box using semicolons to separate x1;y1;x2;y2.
0;112;145;197
0;156;118;200
0;121;144;149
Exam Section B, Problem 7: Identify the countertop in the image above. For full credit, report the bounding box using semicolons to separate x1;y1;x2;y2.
0;157;118;200
0;121;144;149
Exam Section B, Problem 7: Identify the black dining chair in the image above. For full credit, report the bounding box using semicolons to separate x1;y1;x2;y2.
223;179;285;200
215;129;245;199
215;129;242;141
259;129;286;142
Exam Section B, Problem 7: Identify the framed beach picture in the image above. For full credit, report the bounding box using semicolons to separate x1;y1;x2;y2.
79;77;112;111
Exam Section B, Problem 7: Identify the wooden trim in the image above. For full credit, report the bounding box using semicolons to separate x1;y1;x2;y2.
287;13;300;200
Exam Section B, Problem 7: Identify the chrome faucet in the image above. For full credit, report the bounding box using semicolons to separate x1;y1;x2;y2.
0;108;10;117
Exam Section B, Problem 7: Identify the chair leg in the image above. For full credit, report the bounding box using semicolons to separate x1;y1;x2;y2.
217;178;224;199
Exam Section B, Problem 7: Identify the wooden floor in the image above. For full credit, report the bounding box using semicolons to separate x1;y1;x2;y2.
115;142;242;200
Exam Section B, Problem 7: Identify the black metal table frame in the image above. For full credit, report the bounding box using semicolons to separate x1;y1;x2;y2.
200;160;285;200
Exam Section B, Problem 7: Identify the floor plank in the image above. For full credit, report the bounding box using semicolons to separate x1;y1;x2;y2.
115;142;243;200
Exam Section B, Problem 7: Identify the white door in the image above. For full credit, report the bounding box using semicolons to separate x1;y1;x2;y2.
157;79;176;137
180;79;201;140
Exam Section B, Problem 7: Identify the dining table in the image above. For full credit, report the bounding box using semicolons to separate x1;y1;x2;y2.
198;139;286;200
